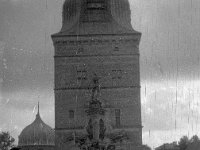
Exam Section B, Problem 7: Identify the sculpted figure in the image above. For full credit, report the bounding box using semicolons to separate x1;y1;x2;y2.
91;74;101;101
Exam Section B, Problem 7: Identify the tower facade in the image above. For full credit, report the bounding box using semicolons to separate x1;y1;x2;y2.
52;0;142;150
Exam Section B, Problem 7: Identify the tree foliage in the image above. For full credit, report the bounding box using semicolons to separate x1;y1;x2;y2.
178;135;200;150
178;136;189;150
0;132;15;150
189;135;199;143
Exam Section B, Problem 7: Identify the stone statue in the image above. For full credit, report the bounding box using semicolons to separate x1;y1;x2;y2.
91;74;101;101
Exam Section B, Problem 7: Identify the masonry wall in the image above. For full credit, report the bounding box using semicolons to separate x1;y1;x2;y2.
53;33;142;149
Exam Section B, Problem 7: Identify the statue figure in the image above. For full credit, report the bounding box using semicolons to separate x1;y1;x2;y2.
91;74;101;101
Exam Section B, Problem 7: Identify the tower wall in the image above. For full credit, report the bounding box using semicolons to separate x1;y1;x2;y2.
52;33;142;150
52;0;143;149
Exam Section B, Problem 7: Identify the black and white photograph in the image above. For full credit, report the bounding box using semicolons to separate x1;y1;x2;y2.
0;0;200;150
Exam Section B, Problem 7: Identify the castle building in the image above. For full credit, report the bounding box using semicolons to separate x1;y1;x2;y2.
52;0;143;150
18;103;55;150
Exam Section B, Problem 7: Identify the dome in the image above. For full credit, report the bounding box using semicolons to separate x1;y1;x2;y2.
57;0;137;35
18;104;55;146
61;0;81;32
110;0;133;30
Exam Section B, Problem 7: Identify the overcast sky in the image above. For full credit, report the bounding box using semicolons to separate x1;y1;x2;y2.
0;0;200;149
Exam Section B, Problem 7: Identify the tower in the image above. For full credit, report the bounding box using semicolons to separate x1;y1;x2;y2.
52;0;142;150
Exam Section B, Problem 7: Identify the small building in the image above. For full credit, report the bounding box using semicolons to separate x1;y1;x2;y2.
155;142;180;150
18;103;55;150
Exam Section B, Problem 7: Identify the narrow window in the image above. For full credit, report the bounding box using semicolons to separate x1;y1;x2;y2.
76;66;87;81
69;110;74;119
112;69;123;80
99;119;106;140
77;47;84;54
115;109;121;127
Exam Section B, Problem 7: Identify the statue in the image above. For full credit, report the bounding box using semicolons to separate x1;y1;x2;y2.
82;74;115;150
91;73;101;101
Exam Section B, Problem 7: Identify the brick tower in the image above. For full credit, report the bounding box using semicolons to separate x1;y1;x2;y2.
52;0;143;150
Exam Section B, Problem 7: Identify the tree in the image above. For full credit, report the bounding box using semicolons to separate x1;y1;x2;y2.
189;135;199;144
0;132;15;150
178;136;189;150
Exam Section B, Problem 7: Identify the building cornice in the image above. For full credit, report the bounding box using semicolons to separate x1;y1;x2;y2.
54;86;141;91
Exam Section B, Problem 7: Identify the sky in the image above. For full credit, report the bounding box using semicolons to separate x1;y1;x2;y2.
0;0;200;149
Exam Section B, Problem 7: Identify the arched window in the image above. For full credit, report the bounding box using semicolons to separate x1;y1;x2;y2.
99;119;106;140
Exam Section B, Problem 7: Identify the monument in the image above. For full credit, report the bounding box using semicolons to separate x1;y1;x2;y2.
52;0;143;150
